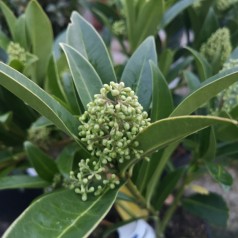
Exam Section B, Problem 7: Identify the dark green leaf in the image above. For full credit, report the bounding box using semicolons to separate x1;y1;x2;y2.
0;175;49;189
3;188;120;238
183;193;229;227
154;169;184;210
160;0;195;29
56;143;79;177
24;141;58;182
121;37;157;111
66;11;116;84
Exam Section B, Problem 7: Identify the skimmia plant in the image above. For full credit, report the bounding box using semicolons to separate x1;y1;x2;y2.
1;0;238;237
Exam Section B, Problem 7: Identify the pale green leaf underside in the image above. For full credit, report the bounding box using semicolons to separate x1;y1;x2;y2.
3;188;120;238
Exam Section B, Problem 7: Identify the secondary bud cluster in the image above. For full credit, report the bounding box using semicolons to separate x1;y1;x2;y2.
216;59;238;112
112;20;126;36
70;82;150;200
216;0;238;11
7;42;27;64
69;159;120;201
200;28;232;71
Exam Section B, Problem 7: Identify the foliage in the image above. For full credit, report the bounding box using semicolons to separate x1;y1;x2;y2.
1;0;238;237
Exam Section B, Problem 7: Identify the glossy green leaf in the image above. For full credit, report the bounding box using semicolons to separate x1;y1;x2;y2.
170;68;238;116
160;0;194;28
207;163;233;186
121;37;157;111
0;1;17;40
216;141;238;160
0;63;83;143
24;141;58;182
154;169;184;210
183;193;229;227
184;46;212;81
61;43;103;109
56;143;79;177
25;0;53;84
66;11;116;84
3;188;120;238
135;115;238;157
0;175;49;189
150;61;173;121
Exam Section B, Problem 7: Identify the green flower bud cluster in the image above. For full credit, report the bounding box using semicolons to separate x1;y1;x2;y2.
27;126;51;150
69;159;120;201
216;0;238;11
200;28;232;71
215;59;238;112
70;82;150;200
7;42;27;64
112;20;126;36
192;0;205;9
79;82;150;164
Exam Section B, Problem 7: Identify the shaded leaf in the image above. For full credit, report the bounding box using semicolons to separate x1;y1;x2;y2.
160;0;194;29
56;143;79;177
183;193;229;227
154;169;184;210
24;141;58;182
207;163;233;187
